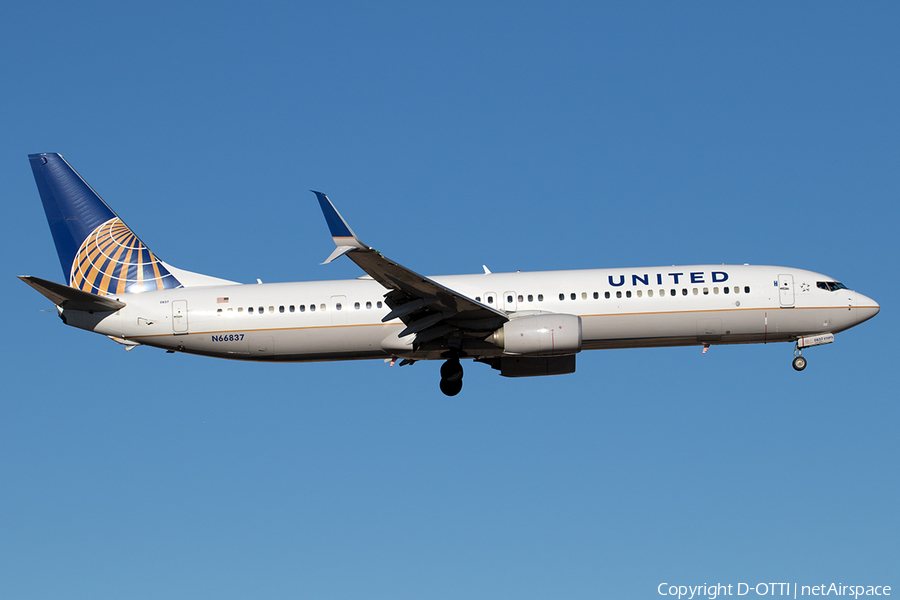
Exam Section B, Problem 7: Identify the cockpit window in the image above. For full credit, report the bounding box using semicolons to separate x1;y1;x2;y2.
817;281;848;292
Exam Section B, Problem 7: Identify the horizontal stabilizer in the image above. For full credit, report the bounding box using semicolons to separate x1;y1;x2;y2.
18;275;126;311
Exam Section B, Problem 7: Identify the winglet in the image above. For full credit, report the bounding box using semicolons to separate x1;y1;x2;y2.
311;191;368;264
312;191;365;246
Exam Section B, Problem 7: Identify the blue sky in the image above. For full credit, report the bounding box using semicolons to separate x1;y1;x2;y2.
2;2;898;598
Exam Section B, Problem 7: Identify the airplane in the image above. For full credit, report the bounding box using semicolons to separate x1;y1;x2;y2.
20;153;880;396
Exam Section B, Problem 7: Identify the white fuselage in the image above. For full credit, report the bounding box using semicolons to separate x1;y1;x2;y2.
71;264;879;362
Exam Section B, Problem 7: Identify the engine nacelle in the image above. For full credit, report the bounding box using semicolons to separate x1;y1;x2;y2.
490;313;582;355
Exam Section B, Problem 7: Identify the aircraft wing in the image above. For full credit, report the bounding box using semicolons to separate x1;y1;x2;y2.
312;192;508;344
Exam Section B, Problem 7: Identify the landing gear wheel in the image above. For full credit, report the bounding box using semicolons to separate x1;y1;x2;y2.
792;356;807;371
440;358;463;382
440;378;463;396
439;358;464;395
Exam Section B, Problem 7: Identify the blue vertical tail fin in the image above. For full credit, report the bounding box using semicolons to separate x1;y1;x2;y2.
28;153;183;295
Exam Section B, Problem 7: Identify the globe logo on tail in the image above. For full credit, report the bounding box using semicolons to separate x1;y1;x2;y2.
70;218;181;295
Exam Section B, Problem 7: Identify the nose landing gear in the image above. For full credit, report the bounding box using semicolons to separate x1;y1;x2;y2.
792;344;807;371
439;358;464;396
790;333;835;371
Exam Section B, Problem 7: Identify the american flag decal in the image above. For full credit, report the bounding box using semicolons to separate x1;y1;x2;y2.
217;297;229;303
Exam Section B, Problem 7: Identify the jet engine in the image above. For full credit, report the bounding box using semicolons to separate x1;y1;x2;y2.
489;313;582;355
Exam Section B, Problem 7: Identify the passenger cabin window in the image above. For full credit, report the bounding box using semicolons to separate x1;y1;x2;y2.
354;302;360;309
605;291;610;299
559;293;565;301
507;295;514;304
310;304;315;312
723;287;729;294
377;301;383;308
616;291;622;299
527;295;533;302
570;293;576;300
518;295;523;303
744;286;750;293
537;294;543;302
248;307;254;314
300;305;306;312
366;301;372;309
336;303;342;311
279;306;285;313
290;305;295;312
593;292;599;299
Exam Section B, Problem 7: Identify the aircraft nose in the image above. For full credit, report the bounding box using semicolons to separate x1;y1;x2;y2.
855;293;880;324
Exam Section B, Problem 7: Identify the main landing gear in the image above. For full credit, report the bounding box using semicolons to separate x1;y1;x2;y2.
439;358;464;396
792;344;807;371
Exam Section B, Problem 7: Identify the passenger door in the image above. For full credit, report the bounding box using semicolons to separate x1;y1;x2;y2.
778;274;795;308
172;300;188;334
